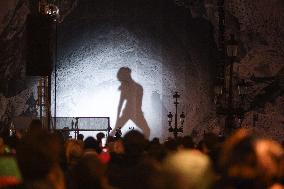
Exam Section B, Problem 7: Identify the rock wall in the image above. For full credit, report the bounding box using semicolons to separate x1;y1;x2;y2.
204;0;284;141
0;0;78;128
0;0;31;125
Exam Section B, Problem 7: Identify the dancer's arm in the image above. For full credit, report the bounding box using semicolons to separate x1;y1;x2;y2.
117;93;125;119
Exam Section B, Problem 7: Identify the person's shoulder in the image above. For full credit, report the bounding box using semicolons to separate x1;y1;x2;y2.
135;82;143;91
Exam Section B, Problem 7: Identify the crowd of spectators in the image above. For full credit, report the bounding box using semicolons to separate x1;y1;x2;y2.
0;119;283;189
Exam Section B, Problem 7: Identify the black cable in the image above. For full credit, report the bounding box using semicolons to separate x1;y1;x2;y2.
53;16;58;130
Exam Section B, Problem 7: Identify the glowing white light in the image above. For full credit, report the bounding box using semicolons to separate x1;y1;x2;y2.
52;26;167;139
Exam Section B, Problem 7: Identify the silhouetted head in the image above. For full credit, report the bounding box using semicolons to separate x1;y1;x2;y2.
181;135;194;149
123;130;146;155
117;67;132;82
219;129;259;188
28;119;43;132
96;132;105;142
255;139;284;187
84;137;100;153
16;129;62;181
163;150;213;189
164;138;179;152
151;137;160;145
77;134;84;141
72;154;106;189
65;139;84;166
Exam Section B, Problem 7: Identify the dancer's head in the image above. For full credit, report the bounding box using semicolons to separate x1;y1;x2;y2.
117;67;132;82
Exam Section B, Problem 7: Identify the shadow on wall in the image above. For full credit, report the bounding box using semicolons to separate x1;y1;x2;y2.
110;67;150;138
150;91;168;139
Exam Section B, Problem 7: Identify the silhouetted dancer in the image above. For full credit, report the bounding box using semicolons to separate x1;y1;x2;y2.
111;67;150;138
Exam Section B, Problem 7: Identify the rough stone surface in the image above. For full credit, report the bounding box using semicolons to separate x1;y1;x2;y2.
201;0;284;141
0;0;78;127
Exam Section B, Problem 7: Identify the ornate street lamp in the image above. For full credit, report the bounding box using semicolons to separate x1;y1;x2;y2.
213;0;248;134
237;79;248;97
226;34;238;58
225;34;239;133
214;82;224;110
214;0;226;109
167;92;184;139
215;34;249;133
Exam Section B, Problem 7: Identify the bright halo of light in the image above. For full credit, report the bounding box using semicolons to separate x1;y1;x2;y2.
52;26;166;139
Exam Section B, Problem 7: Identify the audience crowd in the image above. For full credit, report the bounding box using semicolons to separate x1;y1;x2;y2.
0;119;284;189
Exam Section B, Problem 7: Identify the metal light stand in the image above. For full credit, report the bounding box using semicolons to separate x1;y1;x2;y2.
37;76;51;129
74;117;79;139
167;92;185;139
115;127;122;138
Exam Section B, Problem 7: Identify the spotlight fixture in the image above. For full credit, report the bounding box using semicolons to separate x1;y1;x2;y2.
44;4;59;18
39;1;60;21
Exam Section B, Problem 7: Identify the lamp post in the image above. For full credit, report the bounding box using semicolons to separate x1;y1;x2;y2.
167;92;185;139
225;34;239;133
214;0;248;135
214;34;248;134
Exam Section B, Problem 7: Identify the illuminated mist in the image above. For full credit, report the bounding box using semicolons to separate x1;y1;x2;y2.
51;0;215;140
52;26;168;139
